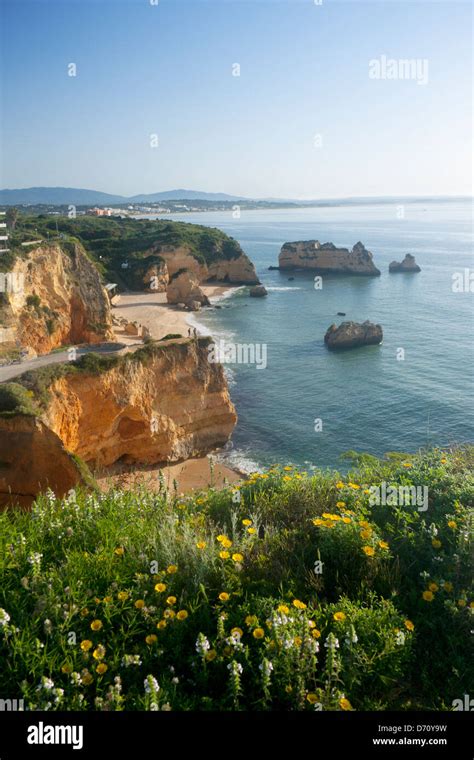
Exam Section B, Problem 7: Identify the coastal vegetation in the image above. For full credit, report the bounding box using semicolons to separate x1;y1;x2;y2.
0;448;472;711
5;215;244;284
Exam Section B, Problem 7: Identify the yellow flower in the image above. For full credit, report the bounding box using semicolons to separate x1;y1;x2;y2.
335;481;345;489
93;645;106;661
336;501;346;508
117;591;129;602
348;483;360;490
167;565;178;574
90;620;103;632
245;615;258;626
81;671;93;685
342;517;352;524
177;610;188;621
166;596;177;606
428;582;439;592
447;520;457;529
146;634;158;645
218;592;230;602
242;519;252;526
231;627;243;637
196;541;207;550
292;599;307;610
422;591;434;602
96;663;108;675
360;529;372;540
253;627;265;639
458;599;466;608
306;693;319;704
277;604;289;614
359;520;370;529
80;639;93;652
221;537;233;549
379;541;389;550
157;620;167;630
103;596;112;604
440;458;447;464
164;608;175;619
285;685;293;694
114;547;125;556
404;619;415;632
135;599;145;609
294;636;303;647
205;649;217;661
282;475;292;482
80;608;89;617
283;466;292;471
339;697;352;711
216;534;226;543
333;612;346;622
247;527;256;535
219;551;230;559
363;489;371;495
61;663;72;674
312;628;321;639
232;553;244;563
362;545;375;557
443;582;453;593
313;518;324;526
432;539;442;549
402;462;413;468
155;583;167;593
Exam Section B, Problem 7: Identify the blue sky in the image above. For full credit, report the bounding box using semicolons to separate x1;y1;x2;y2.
0;0;472;198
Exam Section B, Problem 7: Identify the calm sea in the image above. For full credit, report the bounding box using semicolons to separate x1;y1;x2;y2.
161;201;474;472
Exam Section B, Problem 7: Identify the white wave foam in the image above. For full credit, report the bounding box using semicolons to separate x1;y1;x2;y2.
265;286;302;291
215;446;264;475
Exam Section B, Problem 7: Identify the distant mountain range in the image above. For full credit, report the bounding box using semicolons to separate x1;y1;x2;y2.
0;187;248;205
0;186;470;207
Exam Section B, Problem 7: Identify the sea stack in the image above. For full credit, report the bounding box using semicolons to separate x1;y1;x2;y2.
249;285;268;297
278;240;381;276
324;320;383;351
389;254;421;273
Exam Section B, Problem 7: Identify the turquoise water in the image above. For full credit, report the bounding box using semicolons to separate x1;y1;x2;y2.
166;201;474;472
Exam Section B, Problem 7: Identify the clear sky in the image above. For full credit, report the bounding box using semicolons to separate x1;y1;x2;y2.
0;0;472;199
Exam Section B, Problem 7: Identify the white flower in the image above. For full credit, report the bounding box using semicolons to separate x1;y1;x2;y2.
43;619;53;634
144;675;160;694
122;654;142;667
37;677;54;691
227;661;243;675
0;608;10;627
195;633;211;656
395;631;406;646
259;660;273;677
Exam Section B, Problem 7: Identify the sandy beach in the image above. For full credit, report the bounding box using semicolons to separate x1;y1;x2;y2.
99;284;244;493
110;284;231;345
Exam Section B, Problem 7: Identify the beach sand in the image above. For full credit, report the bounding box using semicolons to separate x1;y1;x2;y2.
98;284;243;494
110;285;230;345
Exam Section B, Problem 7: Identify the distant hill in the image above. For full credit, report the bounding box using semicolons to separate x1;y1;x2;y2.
129;189;248;202
0;187;247;205
0;187;126;205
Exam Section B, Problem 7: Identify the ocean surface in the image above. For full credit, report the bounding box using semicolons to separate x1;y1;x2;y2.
157;201;474;473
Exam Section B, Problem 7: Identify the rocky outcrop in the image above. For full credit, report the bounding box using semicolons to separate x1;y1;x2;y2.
154;243;259;285
0;243;113;355
0;415;87;507
166;270;210;308
324;321;383;350
279;240;381;276
249;285;268;297
143;259;169;291
389;254;421;273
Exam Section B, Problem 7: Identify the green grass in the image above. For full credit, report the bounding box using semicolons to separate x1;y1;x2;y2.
0;447;472;711
0;383;38;418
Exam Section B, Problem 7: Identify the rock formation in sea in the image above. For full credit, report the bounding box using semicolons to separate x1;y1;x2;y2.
0;338;237;506
155;242;259;286
278;240;381;275
0;242;113;356
166;269;211;308
324;320;383;350
249;285;268;297
389;254;421;273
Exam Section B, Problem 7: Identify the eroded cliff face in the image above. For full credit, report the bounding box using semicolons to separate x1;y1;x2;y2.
0;243;113;355
147;244;259;285
0;415;85;507
42;338;237;467
279;241;381;276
